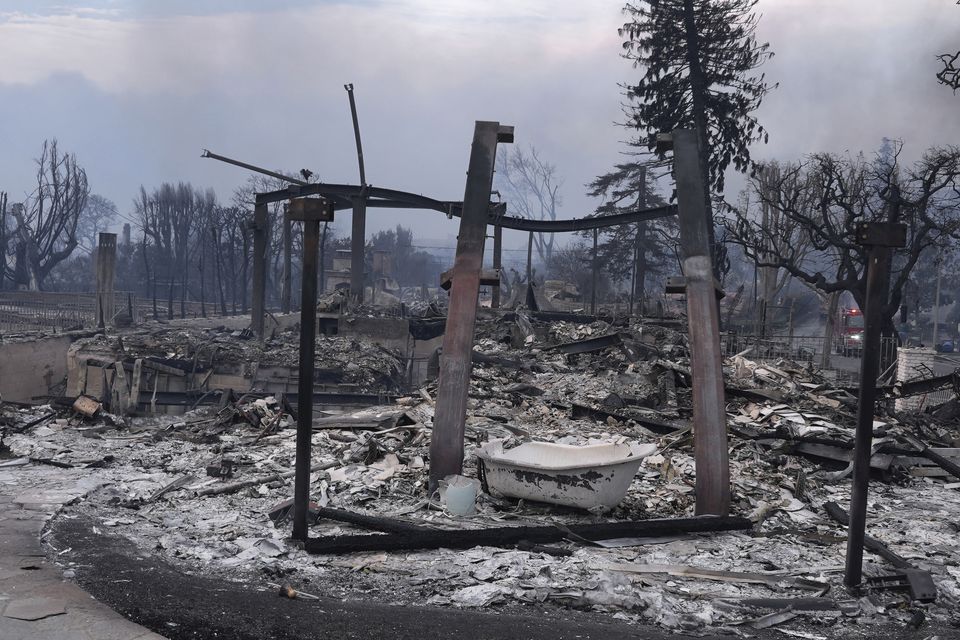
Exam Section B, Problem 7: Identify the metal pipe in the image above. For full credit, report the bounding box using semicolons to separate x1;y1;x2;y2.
344;85;368;306
344;84;366;187
201;149;307;186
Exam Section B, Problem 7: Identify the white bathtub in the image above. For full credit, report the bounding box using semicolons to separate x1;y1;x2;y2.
475;441;657;512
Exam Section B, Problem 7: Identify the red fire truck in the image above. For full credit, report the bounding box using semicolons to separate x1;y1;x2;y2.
834;307;865;356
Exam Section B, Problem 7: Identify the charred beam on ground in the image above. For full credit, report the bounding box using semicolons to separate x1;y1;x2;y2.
303;515;752;554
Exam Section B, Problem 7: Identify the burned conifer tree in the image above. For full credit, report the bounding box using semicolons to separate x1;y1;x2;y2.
615;0;776;269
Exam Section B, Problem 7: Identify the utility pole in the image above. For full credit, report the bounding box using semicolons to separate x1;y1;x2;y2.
288;197;334;541
660;129;729;516
429;121;513;488
844;221;906;588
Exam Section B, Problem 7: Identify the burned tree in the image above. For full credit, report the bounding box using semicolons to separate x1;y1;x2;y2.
588;159;677;314
10;140;89;290
724;145;960;352
617;0;776;267
495;146;562;265
938;51;960;91
727;161;812;335
136;183;216;318
76;194;119;254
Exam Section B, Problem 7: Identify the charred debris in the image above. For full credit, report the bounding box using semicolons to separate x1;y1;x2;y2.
3;302;960;635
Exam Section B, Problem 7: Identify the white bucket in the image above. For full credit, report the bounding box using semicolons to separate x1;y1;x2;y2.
439;474;479;516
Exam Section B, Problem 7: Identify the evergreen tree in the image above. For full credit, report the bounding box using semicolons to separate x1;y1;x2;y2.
587;160;677;310
618;0;776;209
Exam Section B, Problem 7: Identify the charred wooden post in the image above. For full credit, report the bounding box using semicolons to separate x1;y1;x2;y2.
662;129;730;516
429;121;513;488
251;202;268;340
288;196;335;541
96;232;117;329
844;221;906;588
492;224;503;309
281;203;292;313
525;230;533;285
591;228;598;315
350;198;366;305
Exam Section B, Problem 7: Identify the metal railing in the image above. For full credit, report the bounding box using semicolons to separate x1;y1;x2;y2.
0;291;146;333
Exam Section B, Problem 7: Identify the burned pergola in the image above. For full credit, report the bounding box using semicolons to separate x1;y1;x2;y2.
203;148;677;336
203;122;729;545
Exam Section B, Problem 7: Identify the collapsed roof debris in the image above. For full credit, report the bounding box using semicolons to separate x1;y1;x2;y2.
3;310;960;636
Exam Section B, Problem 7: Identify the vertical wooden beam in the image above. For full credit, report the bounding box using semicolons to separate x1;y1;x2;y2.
96;233;117;329
350;197;366;305
668;129;730;516
844;220;906;588
281;203;292;314
591;228;598;315
251;202;268;339
525;231;533;285
127;358;143;416
492;225;503;309
112;362;129;416
429;121;513;488
288;197;334;541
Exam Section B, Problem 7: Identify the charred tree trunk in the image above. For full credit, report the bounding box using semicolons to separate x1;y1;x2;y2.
198;229;207;319
214;227;227;317
821;291;839;369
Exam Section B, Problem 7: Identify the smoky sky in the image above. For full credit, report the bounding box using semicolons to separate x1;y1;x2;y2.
0;0;957;261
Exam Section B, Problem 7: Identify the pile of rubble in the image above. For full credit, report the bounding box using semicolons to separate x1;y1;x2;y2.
3;312;960;637
70;323;406;392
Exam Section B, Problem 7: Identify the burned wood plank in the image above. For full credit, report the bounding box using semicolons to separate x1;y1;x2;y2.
314;506;431;535
569;403;684;435
439;268;500;291
899;434;960;481
197;461;339;497
823;501;912;570
549;333;623;355
304;515;752;554
141;358;188;377
730;597;839;612
792;443;894;471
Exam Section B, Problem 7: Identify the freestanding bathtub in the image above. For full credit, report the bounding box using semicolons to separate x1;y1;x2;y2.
475;441;658;512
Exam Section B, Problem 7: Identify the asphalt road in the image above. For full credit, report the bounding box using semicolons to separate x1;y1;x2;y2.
48;515;709;640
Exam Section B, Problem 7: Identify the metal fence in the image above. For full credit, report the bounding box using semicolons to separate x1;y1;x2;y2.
722;334;897;369
0;291;146;333
724;332;958;407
